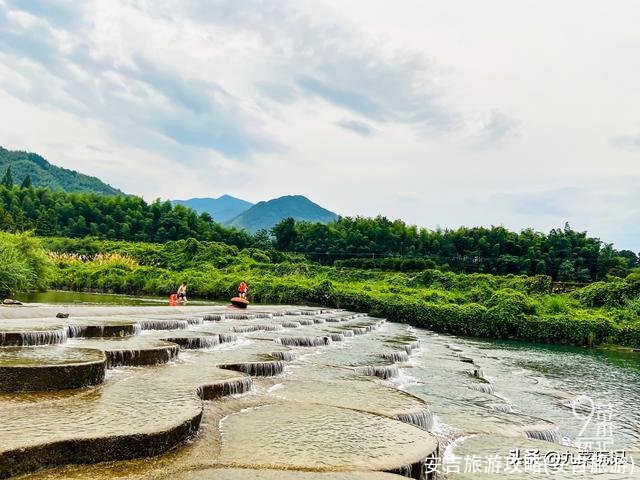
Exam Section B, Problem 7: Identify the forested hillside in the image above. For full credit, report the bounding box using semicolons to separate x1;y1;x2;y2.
0;185;253;247
1;181;637;282
273;217;638;281
0;147;123;195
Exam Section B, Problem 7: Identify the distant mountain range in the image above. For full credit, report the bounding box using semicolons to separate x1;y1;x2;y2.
2;146;339;232
172;195;254;223
176;194;339;232
0;147;123;195
227;195;339;232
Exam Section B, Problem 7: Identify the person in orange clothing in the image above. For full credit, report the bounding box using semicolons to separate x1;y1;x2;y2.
238;281;248;299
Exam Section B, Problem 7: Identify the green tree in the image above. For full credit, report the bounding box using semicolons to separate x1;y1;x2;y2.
273;217;297;251
20;175;32;189
558;260;576;282
1;167;13;188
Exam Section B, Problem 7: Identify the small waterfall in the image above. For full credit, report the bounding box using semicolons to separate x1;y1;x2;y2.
199;377;253;399
330;333;345;342
387;457;433;480
458;356;475;364
298;319;315;326
106;345;179;368
490;403;513;413
67;324;138;338
164;336;220;349
395;408;433;431
284;311;302;316
224;313;254;320
138;320;188;331
469;382;494;394
275;336;333;347
66;325;84;338
185;317;203;325
352;327;368;335
379;351;410;363
403;341;420;355
326;317;342;323
0;329;67;347
281;321;301;328
312;318;326;324
357;365;399;380
254;313;273;319
219;361;284;377
272;312;285;317
343;330;355;337
525;428;561;444
218;333;238;344
232;324;282;333
203;314;223;321
270;351;297;361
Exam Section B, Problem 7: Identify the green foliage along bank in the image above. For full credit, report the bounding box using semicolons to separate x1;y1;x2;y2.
0;232;51;295
31;236;640;349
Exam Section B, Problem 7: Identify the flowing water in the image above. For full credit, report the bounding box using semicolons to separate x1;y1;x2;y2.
0;301;638;479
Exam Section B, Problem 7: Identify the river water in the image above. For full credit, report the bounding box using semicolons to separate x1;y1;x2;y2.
0;298;638;479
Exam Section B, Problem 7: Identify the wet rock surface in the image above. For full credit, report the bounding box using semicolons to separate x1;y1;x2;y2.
0;305;439;480
3;303;634;480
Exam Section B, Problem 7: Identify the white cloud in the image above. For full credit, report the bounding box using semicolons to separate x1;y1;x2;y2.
0;0;639;249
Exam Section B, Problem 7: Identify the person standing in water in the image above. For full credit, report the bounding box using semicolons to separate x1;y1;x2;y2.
177;282;188;303
238;281;248;299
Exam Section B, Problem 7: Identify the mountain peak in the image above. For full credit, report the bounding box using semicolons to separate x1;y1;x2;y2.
172;195;254;223
227;195;338;232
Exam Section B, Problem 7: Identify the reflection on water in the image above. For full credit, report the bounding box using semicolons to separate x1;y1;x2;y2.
18;290;224;306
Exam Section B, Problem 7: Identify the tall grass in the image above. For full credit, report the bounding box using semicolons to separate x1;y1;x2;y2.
0;232;51;295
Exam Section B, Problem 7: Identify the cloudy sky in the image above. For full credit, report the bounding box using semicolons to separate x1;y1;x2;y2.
1;0;639;250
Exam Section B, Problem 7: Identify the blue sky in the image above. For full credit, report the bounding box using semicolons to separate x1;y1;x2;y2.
0;0;639;250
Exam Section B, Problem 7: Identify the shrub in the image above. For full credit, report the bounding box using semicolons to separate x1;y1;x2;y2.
0;232;51;295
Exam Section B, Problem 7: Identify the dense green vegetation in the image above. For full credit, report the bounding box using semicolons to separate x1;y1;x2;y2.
2;180;636;282
274;217;638;281
0;147;122;195
0;232;51;295
4;233;636;349
0;185;255;246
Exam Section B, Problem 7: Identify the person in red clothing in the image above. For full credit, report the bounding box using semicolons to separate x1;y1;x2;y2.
238;281;248;299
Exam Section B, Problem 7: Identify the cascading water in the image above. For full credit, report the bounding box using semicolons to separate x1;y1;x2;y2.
379;351;410;363
219;361;285;377
275;336;333;347
164;335;220;349
0;329;67;346
394;409;434;431
139;320;189;330
232;324;282;333
225;314;254;320
281;321;301;328
270;351;297;361
357;365;399;380
199;377;253;399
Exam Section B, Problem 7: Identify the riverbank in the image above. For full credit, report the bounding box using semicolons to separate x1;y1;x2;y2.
3;234;640;349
